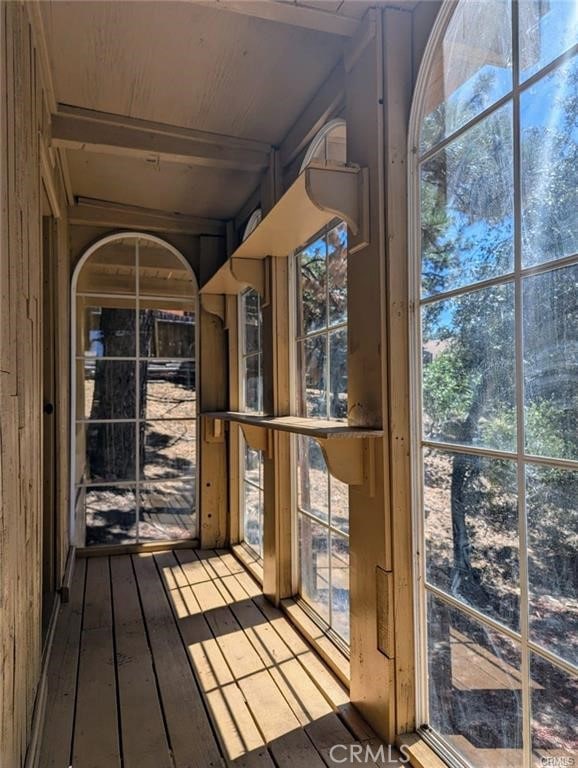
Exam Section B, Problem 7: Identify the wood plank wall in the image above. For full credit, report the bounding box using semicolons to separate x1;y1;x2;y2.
0;3;69;765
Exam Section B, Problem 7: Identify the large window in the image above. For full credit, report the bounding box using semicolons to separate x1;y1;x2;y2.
295;219;350;645
240;287;264;557
72;235;198;546
412;1;577;765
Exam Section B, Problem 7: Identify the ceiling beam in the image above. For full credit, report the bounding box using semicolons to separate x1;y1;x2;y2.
195;1;359;37
51;105;272;173
69;198;226;237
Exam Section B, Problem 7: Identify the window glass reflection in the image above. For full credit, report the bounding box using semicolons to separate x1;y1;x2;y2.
427;594;523;767
521;55;578;268
526;464;578;666
77;299;136;357
520;0;578;81
299;514;330;623
421;106;514;298
74;236;197;546
422;284;516;450
424;449;519;630
139;481;195;542
523;263;578;461
420;0;512;153
85;485;137;546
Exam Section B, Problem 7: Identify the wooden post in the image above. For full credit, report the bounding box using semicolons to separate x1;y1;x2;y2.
383;6;416;735
198;239;228;548
261;256;292;603
345;9;395;742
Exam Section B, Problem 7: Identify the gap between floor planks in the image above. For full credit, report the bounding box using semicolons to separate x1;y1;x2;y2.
39;548;402;768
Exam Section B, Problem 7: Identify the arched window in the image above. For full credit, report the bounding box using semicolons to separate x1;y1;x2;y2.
300;118;346;169
242;208;262;241
71;234;198;547
411;1;577;765
294;121;350;646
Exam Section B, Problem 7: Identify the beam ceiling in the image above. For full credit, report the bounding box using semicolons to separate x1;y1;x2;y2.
51;105;272;173
194;1;360;37
69;198;225;236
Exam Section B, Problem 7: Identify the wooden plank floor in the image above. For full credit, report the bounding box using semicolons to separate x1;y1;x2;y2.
40;549;402;768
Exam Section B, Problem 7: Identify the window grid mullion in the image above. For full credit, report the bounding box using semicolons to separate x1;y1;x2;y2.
417;41;578;166
512;3;532;762
419;249;578;307
415;9;578;761
135;240;141;543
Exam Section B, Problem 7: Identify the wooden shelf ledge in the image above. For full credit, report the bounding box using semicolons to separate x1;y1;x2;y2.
201;411;383;439
233;162;368;260
200;162;369;300
200;256;265;296
202;411;382;488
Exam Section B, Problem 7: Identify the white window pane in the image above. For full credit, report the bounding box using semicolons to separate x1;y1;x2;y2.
424;448;519;631
523;263;578;461
327;222;348;327
139;304;195;358
521;55;578;268
142;420;196;480
139;481;196;541
138;240;193;297
420;0;512;153
77;239;136;295
297;436;329;524
243;482;263;558
242;289;260;355
244;353;262;413
142;361;196;420
530;653;578;765
427;594;524;767
520;0;578;82
329;329;347;420
298;336;327;419
299;514;330;623
297;237;327;336
84;485;137;546
84;422;137;483
329;475;349;535
422;283;516;450
331;532;350;643
421;106;514;298
76;299;136;356
77;359;137;420
527;464;578;666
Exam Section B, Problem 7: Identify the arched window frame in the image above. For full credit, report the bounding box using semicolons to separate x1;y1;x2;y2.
409;1;578;765
242;208;263;242
300;117;347;171
70;232;199;548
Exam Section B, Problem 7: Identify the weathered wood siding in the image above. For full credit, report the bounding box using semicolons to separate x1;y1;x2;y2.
0;3;69;765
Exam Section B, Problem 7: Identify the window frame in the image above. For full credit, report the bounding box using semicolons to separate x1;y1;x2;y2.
409;2;578;766
70;232;199;548
238;287;265;560
291;220;350;650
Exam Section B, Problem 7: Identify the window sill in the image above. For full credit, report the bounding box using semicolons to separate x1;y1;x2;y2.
397;734;449;768
280;597;350;687
202;411;383;439
231;542;263;585
203;411;382;487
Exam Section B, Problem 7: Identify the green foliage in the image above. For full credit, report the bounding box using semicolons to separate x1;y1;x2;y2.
423;349;477;437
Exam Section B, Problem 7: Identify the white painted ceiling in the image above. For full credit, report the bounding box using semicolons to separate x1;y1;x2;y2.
41;1;368;220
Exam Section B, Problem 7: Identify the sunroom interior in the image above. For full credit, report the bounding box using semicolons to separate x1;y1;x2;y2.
0;1;576;767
